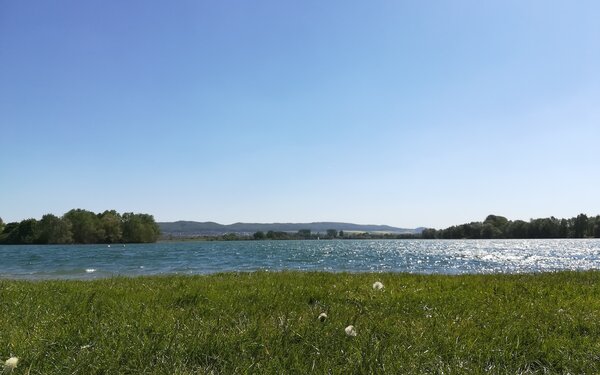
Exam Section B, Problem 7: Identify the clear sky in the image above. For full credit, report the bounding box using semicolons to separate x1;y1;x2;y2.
1;1;599;229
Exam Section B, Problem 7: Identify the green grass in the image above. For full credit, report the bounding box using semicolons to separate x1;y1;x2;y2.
2;271;600;374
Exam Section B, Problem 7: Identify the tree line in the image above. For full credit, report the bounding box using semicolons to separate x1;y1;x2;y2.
422;214;600;239
176;229;418;241
165;229;337;241
250;229;416;240
0;209;161;244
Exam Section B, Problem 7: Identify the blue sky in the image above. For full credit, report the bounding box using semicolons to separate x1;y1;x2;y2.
1;1;599;228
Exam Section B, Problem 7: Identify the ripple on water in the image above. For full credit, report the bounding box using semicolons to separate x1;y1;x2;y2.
1;239;600;279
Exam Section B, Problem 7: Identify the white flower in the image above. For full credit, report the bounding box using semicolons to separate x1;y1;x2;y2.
4;357;18;370
345;325;357;337
372;281;384;290
318;313;328;322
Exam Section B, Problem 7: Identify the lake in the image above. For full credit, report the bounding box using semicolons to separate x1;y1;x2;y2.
1;239;600;279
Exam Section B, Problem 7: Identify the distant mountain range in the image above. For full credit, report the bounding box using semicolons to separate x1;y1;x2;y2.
158;221;423;237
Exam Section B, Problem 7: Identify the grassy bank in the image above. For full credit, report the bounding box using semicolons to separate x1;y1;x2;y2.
2;272;600;374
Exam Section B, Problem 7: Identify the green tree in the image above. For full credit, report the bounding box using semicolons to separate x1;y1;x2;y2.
266;230;289;240
0;217;4;234
593;216;600;238
326;229;337;238
222;233;238;241
298;229;311;239
338;230;344;238
430;213;600;240
64;209;104;243
0;210;160;244
441;225;465;239
99;210;123;243
6;219;40;244
0;222;19;243
481;223;502;239
253;231;265;240
463;222;482;239
20;218;40;244
122;213;160;243
506;220;528;238
37;214;73;244
559;219;569;238
573;213;588;238
482;215;508;237
420;228;435;239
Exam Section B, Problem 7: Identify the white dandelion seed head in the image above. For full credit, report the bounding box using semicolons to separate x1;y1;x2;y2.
318;313;328;322
345;325;357;337
372;281;384;290
4;357;19;370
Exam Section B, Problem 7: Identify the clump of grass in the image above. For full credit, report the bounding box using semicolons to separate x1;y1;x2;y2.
1;271;600;374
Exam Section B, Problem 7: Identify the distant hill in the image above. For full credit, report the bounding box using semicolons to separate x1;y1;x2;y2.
158;221;422;237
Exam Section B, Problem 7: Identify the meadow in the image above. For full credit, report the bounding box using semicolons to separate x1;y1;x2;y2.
2;271;600;374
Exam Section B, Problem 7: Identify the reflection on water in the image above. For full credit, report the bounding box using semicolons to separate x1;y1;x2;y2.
1;239;600;279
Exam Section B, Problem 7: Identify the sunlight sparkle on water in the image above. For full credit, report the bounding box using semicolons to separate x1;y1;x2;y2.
1;239;599;279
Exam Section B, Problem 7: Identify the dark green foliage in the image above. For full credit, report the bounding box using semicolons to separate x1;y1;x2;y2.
121;213;160;243
0;209;160;244
528;217;561;238
424;213;600;239
1;272;600;374
574;213;589;238
63;209;104;244
479;215;507;239
462;221;482;239
483;215;509;230
266;230;292;240
421;228;437;239
0;218;39;244
18;219;40;244
326;229;338;238
253;231;265;240
297;229;312;238
37;214;73;244
0;222;19;243
221;233;239;241
99;210;123;243
506;220;528;238
594;216;600;238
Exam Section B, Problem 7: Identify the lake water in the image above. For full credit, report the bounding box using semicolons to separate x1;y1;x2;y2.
1;239;600;279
